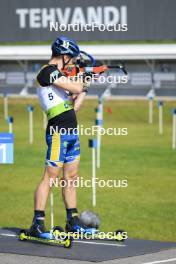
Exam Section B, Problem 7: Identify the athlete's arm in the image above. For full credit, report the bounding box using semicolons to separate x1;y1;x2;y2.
37;65;86;94
53;76;84;94
73;92;87;112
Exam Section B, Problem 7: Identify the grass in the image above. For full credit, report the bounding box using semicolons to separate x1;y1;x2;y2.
0;98;176;242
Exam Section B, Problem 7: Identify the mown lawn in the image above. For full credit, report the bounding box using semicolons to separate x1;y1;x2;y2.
0;98;176;242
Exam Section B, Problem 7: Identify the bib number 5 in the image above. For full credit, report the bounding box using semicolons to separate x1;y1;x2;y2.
48;93;54;100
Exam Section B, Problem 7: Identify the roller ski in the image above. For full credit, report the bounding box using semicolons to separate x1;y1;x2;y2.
19;222;72;248
53;211;127;242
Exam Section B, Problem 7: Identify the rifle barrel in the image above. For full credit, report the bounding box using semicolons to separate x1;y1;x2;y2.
107;65;128;75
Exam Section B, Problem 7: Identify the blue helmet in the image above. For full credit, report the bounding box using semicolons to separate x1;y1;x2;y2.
51;36;80;58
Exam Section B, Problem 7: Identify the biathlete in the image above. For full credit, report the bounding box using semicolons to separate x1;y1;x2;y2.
29;36;90;237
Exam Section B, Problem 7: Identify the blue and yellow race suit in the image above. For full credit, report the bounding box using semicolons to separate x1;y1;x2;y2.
37;64;80;167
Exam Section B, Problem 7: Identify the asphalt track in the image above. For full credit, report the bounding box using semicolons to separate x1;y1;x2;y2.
0;228;176;264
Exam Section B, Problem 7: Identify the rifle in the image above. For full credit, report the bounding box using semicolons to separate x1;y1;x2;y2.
62;51;127;78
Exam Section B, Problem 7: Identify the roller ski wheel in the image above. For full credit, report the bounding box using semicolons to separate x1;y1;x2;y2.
19;229;28;241
64;237;72;248
53;226;72;248
115;230;126;242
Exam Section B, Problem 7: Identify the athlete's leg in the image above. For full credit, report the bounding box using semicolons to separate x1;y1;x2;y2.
35;166;62;210
30;166;62;237
35;131;64;210
62;159;80;209
30;131;64;236
61;132;81;226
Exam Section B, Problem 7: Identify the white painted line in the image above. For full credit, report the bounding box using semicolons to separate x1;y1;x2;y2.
0;233;17;237
74;240;126;247
142;258;176;264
